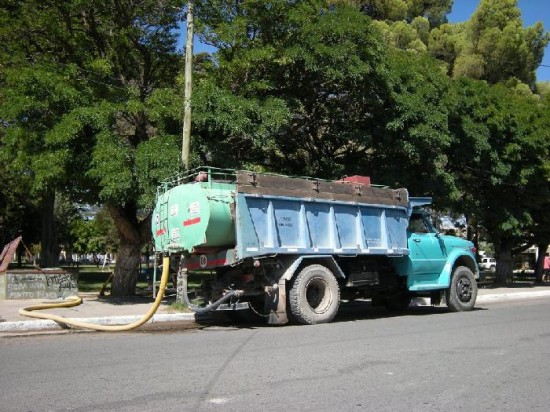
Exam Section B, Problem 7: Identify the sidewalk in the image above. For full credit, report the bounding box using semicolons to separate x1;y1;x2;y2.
0;290;195;333
2;282;550;334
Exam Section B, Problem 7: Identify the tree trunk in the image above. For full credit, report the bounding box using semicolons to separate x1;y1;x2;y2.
40;191;59;268
108;204;151;296
111;241;141;296
466;218;479;260
494;241;514;285
534;243;549;283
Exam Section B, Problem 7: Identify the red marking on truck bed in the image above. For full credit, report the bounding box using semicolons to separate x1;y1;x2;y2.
155;228;166;236
338;175;371;186
183;217;201;226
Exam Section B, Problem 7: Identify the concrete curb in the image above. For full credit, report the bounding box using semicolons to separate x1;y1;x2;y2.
476;290;550;303
2;291;550;333
0;312;196;332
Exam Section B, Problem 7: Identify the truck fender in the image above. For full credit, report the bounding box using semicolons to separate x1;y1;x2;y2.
279;255;345;282
439;251;479;287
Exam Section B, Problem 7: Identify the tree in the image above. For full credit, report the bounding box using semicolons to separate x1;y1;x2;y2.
0;0;184;295
0;64;79;266
453;0;549;87
525;99;550;282
447;78;550;284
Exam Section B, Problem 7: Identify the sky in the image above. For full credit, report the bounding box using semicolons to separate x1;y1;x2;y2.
448;0;550;81
189;1;550;82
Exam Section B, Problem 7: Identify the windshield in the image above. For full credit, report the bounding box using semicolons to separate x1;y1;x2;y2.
409;212;437;234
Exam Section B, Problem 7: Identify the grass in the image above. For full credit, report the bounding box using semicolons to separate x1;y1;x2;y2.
58;264;152;292
169;302;189;312
73;265;211;294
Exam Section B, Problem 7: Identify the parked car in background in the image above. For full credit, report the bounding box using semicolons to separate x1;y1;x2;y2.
479;257;496;271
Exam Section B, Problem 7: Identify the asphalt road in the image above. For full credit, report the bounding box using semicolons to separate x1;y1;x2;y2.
2;299;550;412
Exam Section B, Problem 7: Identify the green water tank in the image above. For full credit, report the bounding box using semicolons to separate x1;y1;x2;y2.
152;181;235;253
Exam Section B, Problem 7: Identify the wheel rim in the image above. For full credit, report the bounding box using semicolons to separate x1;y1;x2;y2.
456;275;473;302
305;276;332;314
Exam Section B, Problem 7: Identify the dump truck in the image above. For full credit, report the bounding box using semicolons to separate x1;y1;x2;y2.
152;167;478;325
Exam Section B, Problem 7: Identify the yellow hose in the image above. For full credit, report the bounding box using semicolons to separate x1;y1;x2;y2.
18;256;170;332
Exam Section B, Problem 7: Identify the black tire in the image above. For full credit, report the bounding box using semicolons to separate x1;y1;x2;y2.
384;292;412;311
445;266;477;312
289;264;340;325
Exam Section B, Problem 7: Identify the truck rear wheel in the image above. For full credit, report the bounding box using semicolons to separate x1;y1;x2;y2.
289;264;340;325
445;266;477;312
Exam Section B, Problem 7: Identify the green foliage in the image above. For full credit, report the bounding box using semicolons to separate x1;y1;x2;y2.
341;0;452;53
343;0;452;27
0;0;185;206
367;49;456;198
191;79;290;168
447;78;550;249
0;159;41;245
70;207;118;254
135;134;182;208
0;64;87;194
428;22;464;67
535;82;550;99
194;1;391;177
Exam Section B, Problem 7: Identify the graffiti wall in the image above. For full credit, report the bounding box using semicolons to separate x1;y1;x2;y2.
4;270;78;300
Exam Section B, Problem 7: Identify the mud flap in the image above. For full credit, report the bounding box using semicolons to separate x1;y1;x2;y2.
430;290;442;306
266;278;289;325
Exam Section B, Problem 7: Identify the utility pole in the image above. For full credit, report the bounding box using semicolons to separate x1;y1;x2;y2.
181;0;194;169
178;1;194;305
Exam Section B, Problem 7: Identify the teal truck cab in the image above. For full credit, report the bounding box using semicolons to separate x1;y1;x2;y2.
152;168;478;325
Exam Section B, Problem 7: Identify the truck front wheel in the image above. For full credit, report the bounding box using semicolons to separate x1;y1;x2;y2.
445;266;477;312
289;264;340;325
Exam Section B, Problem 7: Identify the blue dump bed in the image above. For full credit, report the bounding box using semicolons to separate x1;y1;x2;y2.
153;169;411;265
235;192;410;259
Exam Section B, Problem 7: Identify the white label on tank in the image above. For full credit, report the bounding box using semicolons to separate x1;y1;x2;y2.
189;202;200;215
170;204;178;216
171;228;180;240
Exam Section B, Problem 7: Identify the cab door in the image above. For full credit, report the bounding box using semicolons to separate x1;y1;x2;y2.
408;213;447;275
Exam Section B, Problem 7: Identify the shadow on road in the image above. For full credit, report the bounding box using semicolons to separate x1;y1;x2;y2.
189;299;487;331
